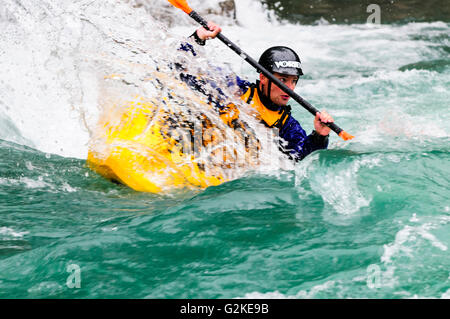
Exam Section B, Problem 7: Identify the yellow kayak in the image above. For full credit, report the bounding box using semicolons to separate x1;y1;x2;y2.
87;91;260;193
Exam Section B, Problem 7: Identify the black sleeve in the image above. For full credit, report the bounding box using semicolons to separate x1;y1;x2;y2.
309;130;329;147
189;30;206;46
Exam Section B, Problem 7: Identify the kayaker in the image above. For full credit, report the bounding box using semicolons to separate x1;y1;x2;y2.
181;21;334;162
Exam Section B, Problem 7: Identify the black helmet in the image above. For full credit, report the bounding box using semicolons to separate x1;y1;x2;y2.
258;46;303;77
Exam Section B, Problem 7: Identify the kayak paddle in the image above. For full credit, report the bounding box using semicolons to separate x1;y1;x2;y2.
167;0;354;141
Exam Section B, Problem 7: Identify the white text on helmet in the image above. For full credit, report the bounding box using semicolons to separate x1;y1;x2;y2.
274;61;301;69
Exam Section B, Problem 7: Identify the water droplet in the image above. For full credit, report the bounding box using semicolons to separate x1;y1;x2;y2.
25;161;34;171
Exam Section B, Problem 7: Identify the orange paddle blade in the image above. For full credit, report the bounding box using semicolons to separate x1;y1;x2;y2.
339;131;355;141
167;0;193;14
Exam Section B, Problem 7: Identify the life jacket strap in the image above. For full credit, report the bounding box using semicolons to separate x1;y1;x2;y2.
272;105;291;129
243;84;291;130
246;85;256;104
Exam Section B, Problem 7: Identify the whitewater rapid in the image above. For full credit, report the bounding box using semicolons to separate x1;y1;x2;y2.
0;0;449;299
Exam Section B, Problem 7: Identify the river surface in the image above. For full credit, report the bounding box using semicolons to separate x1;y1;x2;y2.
0;0;449;298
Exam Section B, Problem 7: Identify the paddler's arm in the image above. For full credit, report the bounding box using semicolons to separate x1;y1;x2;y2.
178;21;252;114
279;115;330;162
314;111;333;137
179;21;222;55
192;22;252;95
177;21;248;103
192;21;222;45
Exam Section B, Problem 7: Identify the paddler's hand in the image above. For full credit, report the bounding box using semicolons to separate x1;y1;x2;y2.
196;21;222;41
314;111;334;136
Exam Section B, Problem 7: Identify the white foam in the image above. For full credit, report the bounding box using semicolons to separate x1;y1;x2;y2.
306;156;378;217
381;222;448;265
19;177;51;189
0;176;55;190
0;177;14;186
242;290;293;299
441;289;450;299
382;226;416;264
241;280;336;299
0;226;29;238
61;182;77;193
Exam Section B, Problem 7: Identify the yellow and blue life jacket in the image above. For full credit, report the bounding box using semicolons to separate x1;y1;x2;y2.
240;82;291;129
239;82;328;161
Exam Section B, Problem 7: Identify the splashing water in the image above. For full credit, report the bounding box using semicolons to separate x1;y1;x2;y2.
1;0;289;192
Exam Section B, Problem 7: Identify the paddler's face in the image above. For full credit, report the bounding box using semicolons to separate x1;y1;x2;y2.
260;73;299;107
